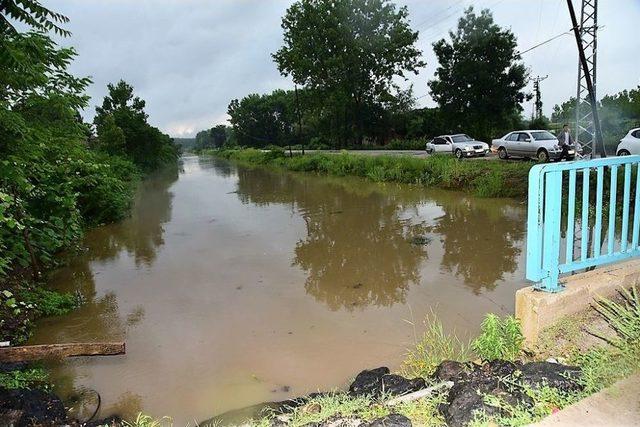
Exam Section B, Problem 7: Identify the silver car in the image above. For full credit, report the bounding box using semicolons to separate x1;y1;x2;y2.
492;130;576;162
425;134;490;159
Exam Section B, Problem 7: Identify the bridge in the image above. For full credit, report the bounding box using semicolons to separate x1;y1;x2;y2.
517;155;640;342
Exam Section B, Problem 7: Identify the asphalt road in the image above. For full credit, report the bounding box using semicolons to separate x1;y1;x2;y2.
295;149;499;160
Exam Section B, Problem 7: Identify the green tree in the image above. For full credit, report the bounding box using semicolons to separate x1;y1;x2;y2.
273;0;424;145
228;90;297;148
1;30;138;278
429;7;529;142
1;0;69;36
94;80;178;171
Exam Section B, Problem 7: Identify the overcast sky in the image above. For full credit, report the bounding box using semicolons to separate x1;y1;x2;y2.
46;0;640;138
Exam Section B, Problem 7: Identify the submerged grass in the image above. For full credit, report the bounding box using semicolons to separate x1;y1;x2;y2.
208;148;532;198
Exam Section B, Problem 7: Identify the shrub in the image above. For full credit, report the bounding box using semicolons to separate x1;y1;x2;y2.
0;366;48;390
594;286;640;345
472;314;524;361
401;314;470;378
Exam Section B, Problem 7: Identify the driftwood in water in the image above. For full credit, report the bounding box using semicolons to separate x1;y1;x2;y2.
0;342;125;363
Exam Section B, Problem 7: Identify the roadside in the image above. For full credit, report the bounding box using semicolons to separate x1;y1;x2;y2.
288;149;499;160
209;148;532;198
531;374;640;427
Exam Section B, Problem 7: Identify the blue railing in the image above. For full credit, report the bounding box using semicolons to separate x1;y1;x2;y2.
526;155;640;292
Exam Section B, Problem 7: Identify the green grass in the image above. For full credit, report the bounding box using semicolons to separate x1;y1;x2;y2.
401;314;471;378
0;366;49;390
472;314;524;362
208;148;532;198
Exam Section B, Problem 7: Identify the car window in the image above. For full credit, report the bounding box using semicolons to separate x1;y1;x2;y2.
451;134;473;143
518;133;530;142
434;137;447;145
506;133;518;141
530;131;557;140
632;130;640;139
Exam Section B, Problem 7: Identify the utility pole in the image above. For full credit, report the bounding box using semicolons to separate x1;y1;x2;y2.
295;84;304;155
533;75;548;120
568;0;605;158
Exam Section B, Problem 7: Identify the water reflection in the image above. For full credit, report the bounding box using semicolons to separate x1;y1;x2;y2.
428;196;525;293
232;166;525;309
30;157;528;424
84;166;179;267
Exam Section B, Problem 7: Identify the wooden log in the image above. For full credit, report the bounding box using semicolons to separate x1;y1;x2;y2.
0;342;125;363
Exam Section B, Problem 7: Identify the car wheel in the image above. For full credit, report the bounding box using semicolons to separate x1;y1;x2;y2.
455;149;463;159
537;149;549;163
498;147;508;160
426;148;433;154
617;149;631;156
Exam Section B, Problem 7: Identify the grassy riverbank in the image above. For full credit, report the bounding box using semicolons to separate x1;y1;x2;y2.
207;148;533;198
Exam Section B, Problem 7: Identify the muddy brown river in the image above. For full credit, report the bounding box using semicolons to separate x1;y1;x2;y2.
30;155;528;424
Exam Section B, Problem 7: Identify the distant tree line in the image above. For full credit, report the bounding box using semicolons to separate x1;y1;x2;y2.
551;87;640;150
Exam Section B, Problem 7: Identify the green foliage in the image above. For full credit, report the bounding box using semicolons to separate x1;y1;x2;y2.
428;7;528;143
594;286;640;345
123;413;173;427
401;314;470;378
212;149;532;198
552;86;640;152
21;287;77;317
249;390;447;427
273;0;424;145
194;125;231;151
0;366;49;390
94;80;179;172
472;314;524;361
0;0;70;36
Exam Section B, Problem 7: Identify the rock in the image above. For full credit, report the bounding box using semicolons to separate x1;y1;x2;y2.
348;368;425;398
367;413;412;427
0;387;67;427
349;367;390;396
380;375;426;397
438;361;530;427
518;362;583;392
433;361;467;382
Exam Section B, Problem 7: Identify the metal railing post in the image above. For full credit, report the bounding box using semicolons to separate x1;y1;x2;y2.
540;170;563;292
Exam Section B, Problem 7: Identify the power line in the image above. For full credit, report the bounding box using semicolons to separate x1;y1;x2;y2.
516;28;574;56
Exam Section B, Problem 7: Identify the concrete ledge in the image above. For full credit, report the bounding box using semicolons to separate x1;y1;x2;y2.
516;259;640;345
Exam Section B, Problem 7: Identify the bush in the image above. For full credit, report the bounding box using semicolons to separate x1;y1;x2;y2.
401;314;470;378
472;314;524;361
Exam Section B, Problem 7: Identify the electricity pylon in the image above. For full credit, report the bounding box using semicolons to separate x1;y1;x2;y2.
570;0;605;157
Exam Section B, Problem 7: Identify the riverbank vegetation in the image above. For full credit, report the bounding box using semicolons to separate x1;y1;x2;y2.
0;0;179;392
209;148;532;198
228;287;639;427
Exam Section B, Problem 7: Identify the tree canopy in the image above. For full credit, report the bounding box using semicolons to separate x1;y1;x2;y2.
273;0;424;145
94;80;179;171
428;7;528;142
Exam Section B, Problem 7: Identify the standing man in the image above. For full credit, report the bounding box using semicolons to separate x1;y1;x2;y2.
557;124;574;161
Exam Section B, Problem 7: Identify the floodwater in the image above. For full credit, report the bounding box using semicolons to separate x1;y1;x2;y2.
30;155;528;425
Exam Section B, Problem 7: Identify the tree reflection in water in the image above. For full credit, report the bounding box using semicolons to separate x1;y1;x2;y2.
233;165;526;308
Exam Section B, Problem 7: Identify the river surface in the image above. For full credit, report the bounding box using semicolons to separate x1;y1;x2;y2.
30;155;528;424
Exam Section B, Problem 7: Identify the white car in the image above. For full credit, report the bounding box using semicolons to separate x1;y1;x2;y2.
492;130;577;162
425;134;490;159
616;128;640;156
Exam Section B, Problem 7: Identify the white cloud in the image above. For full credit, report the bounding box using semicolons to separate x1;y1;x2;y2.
46;0;640;137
